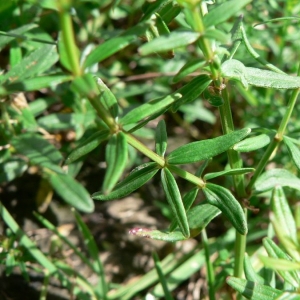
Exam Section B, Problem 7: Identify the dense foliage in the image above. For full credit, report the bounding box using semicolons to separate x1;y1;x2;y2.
1;0;300;299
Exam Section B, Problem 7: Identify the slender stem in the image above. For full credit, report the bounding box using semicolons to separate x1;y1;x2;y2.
220;84;247;280
185;2;248;280
88;97;118;131
58;1;82;77
167;165;205;188
126;133;165;166
202;229;216;300
125;134;206;187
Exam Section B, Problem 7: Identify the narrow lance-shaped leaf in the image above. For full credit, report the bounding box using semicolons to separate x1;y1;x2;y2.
73;210;108;296
120;93;182;126
47;172;94;213
271;186;298;248
92;162;159;201
204;0;252;28
0;159;28;183
129;203;220;242
221;59;300;89
0;74;72;96
84;22;150;68
204;168;254;180
203;183;247;235
0;24;38;50
167;128;251;165
283;136;300;171
254;169;300;194
154;13;174;58
233;133;274;152
161;168;189;238
169;187;199;232
65;130;110;165
173;60;206;83
263;238;300;288
103;132;128;193
96;78;119;118
0;45;58;84
226;277;283;300
157;1;181;24
139;31;200;56
11;133;63;168
171;74;212;112
244;253;265;284
155;120;167;156
141;0;170;21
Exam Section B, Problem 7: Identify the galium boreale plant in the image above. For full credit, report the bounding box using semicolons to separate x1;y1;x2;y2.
1;0;300;299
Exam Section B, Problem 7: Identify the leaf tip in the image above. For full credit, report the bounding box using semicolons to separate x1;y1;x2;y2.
129;227;152;238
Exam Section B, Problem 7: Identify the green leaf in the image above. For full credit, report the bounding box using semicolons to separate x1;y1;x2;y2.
276;292;300;300
203;0;253;28
244;253;265;284
263;238;300;288
283;136;300;171
152;252;174;300
167;128;251;165
84;22;150;68
11;133;63;168
169;187;199;232
173;60;206;83
226;277;283;300
92;162;159;200
73;210;107;297
103;132;128;193
254;169;300;194
203;183;247;235
47;172;94;213
204;28;229;43
129;202;220;241
155;120;168;156
161;168;189;238
0;158;28;183
172;74;212;112
233;133;274;152
120;93;182;126
0;74;72;96
204;167;254;180
96;78;119;118
0;45;58;84
37;113;84;131
157;1;181;24
260;257;300;271
0;24;38;50
29;97;57;116
126;108;168;133
222;59;300;89
18;107;38;131
271;187;298;254
141;0;168;20
139;30;200;56
65;130;110;165
58;32;80;72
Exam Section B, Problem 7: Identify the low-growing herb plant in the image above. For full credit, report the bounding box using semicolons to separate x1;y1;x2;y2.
1;0;300;299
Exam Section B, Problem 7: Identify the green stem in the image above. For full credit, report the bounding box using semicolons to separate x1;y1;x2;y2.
167;165;205;188
220;87;247;280
88;97;118;131
58;1;81;76
125;134;205;187
189;1;247;280
202;229;216;300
